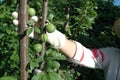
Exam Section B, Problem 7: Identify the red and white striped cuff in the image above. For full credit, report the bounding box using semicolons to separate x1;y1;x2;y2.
73;41;84;62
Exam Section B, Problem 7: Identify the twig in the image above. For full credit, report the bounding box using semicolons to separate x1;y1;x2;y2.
40;0;48;70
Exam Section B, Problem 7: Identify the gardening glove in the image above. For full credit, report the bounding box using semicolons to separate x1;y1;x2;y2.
46;30;66;49
113;18;120;38
28;29;66;49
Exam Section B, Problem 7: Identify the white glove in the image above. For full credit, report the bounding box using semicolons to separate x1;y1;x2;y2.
29;29;66;49
46;30;66;49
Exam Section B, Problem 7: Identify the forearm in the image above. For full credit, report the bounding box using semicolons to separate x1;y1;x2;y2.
60;39;77;58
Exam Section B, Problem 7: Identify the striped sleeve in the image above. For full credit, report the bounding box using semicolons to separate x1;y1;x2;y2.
71;41;104;69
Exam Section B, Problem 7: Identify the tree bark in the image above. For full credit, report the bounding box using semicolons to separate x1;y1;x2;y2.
40;0;48;70
18;0;29;80
65;0;70;29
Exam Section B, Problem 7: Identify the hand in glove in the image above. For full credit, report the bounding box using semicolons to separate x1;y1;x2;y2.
46;30;66;49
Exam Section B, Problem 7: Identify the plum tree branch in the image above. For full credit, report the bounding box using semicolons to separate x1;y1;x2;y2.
40;0;48;70
18;0;29;80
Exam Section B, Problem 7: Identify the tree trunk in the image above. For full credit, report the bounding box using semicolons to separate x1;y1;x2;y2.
18;0;29;80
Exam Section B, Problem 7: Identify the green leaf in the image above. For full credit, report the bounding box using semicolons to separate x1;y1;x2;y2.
45;61;60;71
45;49;66;60
27;20;35;26
36;2;42;9
41;72;48;80
30;60;39;70
6;29;11;35
0;76;17;80
48;13;54;21
66;28;72;36
33;27;41;34
41;71;63;80
26;27;33;35
10;52;19;62
0;34;5;39
31;73;42;80
36;56;44;63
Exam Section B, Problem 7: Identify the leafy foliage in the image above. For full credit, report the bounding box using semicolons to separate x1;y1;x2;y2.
0;76;17;80
0;0;120;80
85;0;120;48
0;0;19;78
